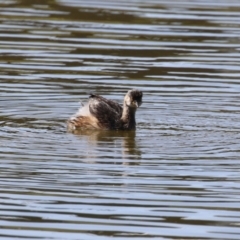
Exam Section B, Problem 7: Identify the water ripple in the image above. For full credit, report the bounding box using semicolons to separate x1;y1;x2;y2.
0;0;240;239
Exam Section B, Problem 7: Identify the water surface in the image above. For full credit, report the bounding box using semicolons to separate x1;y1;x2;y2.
1;0;240;239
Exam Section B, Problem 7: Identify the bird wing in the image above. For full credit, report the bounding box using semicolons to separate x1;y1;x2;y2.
88;94;122;129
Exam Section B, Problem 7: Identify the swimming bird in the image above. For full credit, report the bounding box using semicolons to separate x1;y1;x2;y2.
67;89;143;131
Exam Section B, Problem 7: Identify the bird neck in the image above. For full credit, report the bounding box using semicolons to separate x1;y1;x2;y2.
121;102;136;130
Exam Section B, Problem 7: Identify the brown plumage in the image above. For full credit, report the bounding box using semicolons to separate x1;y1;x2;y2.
67;89;143;132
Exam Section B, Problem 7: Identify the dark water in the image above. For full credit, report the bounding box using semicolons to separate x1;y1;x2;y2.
1;0;240;239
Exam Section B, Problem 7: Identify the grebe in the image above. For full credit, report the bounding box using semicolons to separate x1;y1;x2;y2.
67;89;143;131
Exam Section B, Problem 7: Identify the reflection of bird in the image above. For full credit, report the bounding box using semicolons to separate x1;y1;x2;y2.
67;89;143;131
